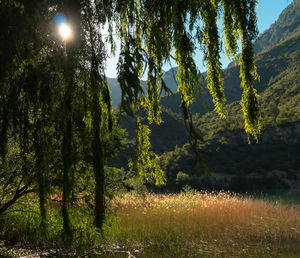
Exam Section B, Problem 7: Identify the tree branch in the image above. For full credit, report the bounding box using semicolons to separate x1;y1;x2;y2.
0;187;34;216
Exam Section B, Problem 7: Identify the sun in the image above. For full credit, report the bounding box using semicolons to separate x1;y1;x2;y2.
59;24;72;40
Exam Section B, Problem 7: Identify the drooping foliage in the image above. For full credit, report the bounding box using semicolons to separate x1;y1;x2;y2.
115;0;261;174
0;0;261;238
129;116;165;185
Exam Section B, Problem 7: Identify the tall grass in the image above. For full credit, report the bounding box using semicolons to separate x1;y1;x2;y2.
104;191;300;257
1;191;300;257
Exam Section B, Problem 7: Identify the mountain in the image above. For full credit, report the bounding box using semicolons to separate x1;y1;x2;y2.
161;0;300;115
106;77;122;107
118;107;188;153
255;0;300;53
106;77;147;107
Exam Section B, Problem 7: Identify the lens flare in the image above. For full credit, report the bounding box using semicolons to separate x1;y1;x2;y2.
59;24;71;40
54;13;66;26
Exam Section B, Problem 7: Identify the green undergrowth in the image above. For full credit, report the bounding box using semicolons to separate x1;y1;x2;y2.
0;197;103;255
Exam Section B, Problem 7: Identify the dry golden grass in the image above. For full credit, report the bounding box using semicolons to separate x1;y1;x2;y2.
105;191;300;257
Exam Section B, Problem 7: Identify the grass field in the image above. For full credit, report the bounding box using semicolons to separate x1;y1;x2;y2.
0;190;300;257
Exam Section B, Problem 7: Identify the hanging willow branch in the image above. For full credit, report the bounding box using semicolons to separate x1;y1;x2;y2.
116;0;261;178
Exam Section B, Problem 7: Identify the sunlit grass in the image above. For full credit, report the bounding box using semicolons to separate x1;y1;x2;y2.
103;191;300;257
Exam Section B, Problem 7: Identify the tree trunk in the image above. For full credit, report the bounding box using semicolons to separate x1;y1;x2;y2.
91;54;105;229
61;55;74;243
34;120;48;230
60;0;81;242
92;120;105;229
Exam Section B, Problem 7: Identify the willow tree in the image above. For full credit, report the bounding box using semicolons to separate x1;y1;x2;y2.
55;0;82;242
81;0;114;229
0;0;60;224
94;0;261;228
0;0;261;236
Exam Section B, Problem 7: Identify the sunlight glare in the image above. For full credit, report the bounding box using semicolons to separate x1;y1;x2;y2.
59;24;71;40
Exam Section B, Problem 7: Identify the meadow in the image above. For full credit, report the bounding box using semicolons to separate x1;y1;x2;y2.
0;190;300;257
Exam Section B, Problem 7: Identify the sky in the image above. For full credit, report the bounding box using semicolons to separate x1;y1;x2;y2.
104;0;292;79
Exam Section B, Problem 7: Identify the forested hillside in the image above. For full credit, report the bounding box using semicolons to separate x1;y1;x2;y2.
255;0;300;53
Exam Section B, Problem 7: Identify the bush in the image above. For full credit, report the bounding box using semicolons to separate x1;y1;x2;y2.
176;171;190;189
